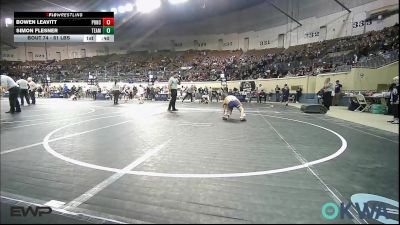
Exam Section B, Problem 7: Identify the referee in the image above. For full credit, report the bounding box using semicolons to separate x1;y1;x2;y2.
168;73;180;111
27;77;37;105
1;75;21;113
16;77;30;106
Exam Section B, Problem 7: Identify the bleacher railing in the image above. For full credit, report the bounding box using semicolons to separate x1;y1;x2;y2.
355;50;399;69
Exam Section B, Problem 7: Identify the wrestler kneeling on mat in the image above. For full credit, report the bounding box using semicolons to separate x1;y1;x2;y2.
222;95;246;121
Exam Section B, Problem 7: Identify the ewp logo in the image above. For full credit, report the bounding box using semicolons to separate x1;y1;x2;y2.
10;206;52;217
321;193;398;224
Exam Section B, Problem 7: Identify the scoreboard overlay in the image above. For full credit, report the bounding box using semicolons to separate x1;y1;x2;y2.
14;12;114;43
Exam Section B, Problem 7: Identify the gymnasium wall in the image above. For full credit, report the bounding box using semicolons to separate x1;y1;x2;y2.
0;43;118;61
51;62;398;101
223;62;398;94
315;61;399;92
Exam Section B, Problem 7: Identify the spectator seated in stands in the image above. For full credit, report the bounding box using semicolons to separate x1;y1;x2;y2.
0;25;398;83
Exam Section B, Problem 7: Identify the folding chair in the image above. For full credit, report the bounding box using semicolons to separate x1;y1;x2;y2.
354;95;371;112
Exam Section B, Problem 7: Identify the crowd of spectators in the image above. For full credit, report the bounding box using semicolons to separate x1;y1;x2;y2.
34;82;229;103
1;25;398;84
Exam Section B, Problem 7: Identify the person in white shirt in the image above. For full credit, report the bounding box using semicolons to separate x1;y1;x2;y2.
137;85;145;104
323;78;334;110
27;77;37;105
257;84;266;103
168;73;180;111
17;77;30;106
112;80;121;105
1;75;21;113
123;86;130;103
91;84;98;100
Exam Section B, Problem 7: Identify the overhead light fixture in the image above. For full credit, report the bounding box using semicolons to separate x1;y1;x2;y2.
125;3;134;12
169;0;188;4
118;5;126;13
111;7;118;14
136;0;161;13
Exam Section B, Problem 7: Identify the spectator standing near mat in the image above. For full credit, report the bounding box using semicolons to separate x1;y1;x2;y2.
77;86;83;99
37;85;43;98
257;84;266;103
333;80;343;106
275;85;280;102
388;76;399;124
122;85;129;103
44;85;50;98
281;84;290;106
1;75;21;113
17;77;30;106
129;87;134;100
296;87;302;103
137;85;145;104
216;88;222;102
27;77;36;105
71;85;77;97
322;78;334;110
203;87;208;95
317;88;324;105
179;86;184;99
63;84;69;98
112;80;121;105
168;73;180;111
209;87;215;103
182;85;194;102
132;85;137;97
91;84;98;100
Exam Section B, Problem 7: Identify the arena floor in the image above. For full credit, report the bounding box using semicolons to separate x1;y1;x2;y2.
0;98;398;224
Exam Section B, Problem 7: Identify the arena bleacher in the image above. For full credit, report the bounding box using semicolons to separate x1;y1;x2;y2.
1;25;398;84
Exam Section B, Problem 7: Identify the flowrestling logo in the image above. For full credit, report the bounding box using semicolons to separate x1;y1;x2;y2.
321;193;398;224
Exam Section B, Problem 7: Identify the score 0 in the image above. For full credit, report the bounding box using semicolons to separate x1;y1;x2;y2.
103;18;114;26
102;18;114;34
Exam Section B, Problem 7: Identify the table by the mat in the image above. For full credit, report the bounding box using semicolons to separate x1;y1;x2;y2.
364;95;389;104
154;93;168;101
346;95;389;104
